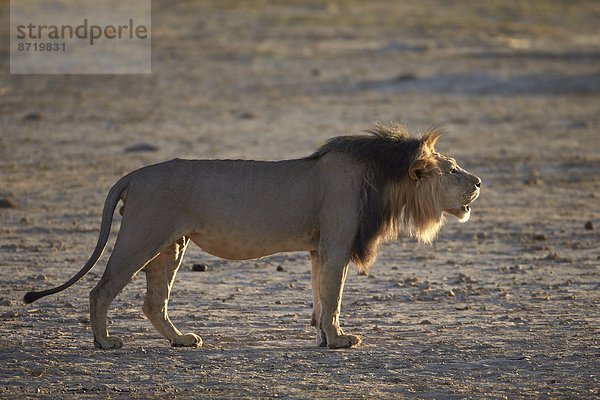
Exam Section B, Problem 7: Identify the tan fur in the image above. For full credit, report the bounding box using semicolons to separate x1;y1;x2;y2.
24;123;481;350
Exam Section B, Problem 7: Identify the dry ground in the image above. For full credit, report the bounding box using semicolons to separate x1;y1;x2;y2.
0;1;599;398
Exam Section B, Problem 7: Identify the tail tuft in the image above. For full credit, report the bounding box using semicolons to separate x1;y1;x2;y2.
23;291;44;304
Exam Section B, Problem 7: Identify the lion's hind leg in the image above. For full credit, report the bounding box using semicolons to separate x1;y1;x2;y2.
142;237;202;348
90;236;163;349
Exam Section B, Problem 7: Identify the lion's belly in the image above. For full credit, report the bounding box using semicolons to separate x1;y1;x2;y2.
174;158;322;260
188;228;318;260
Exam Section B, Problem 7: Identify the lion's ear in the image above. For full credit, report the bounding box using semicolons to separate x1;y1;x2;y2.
408;158;428;181
409;157;441;181
421;127;445;153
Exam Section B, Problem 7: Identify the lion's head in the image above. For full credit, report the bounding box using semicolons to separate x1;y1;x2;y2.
310;122;481;272
401;127;482;242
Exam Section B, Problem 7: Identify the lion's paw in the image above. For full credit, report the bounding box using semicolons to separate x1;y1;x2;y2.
171;333;202;348
326;334;361;349
316;329;328;347
93;336;124;350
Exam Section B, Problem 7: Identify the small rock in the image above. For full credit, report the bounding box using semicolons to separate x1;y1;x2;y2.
30;368;46;377
1;310;19;319
533;234;547;241
22;112;42;122
0;198;18;209
192;263;209;272
532;292;551;301
238;111;255;120
544;252;562;262
274;299;283;305
395;72;417;81
0;299;14;306
404;277;420;287
447;289;455;297
509;264;524;273
124;143;159;153
418;281;432;290
524;177;543;186
276;265;285;272
419;319;432;325
457;272;477;284
584;221;594;230
36;274;47;281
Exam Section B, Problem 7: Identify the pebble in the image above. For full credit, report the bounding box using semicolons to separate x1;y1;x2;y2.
276;265;285;272
0;198;18;209
237;111;255;120
395;72;417;81
22;112;42;122
524;177;543;186
192;263;209;272
1;310;19;319
509;264;525;273
404;277;420;287
584;221;594;230
124;143;159;153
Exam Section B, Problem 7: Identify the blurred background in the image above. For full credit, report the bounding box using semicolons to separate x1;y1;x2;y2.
1;0;598;226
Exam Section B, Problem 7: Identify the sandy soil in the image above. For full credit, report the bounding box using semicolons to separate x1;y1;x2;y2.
1;1;599;398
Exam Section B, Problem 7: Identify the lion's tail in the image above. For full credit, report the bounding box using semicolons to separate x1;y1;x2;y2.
23;175;130;304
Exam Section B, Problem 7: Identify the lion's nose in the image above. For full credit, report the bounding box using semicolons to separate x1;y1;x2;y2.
474;177;482;188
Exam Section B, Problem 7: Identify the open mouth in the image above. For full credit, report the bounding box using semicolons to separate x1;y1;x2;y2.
444;204;472;222
445;190;479;222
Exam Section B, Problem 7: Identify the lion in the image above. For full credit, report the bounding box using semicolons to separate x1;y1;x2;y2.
24;123;481;350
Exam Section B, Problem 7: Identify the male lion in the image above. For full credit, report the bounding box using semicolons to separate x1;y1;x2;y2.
24;123;481;350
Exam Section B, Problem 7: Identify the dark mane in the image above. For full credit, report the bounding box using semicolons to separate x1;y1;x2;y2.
307;123;422;180
307;123;432;271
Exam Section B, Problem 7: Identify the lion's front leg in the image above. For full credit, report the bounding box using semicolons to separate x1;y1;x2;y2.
317;252;361;349
310;250;328;347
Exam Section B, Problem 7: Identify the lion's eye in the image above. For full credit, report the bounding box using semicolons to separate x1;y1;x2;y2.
450;168;458;174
